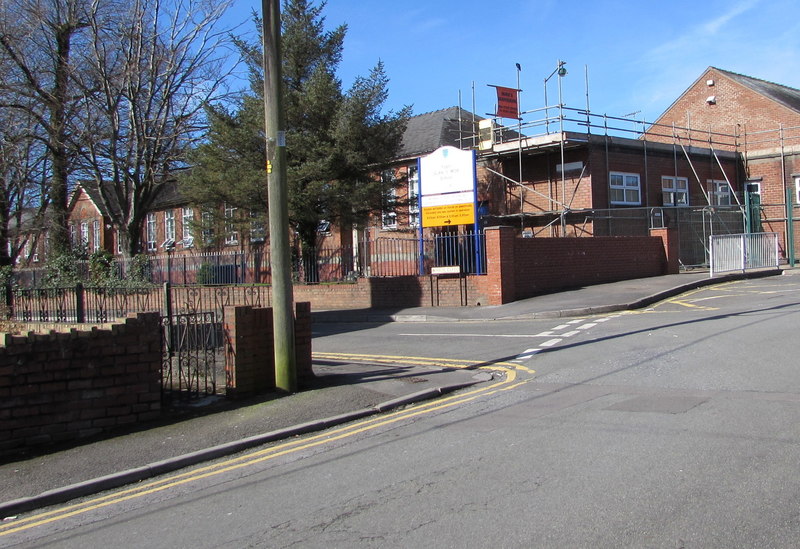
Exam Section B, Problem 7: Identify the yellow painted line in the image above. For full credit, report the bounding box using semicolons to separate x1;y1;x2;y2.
668;299;718;310
1;361;530;537
687;294;744;302
313;352;534;373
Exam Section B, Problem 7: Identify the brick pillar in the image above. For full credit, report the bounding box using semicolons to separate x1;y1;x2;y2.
484;226;517;304
224;306;275;398
294;302;313;384
650;227;680;274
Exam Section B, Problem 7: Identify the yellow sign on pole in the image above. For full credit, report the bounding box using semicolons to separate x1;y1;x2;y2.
422;203;475;228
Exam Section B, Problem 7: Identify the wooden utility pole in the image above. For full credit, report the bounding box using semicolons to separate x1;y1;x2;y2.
262;0;296;392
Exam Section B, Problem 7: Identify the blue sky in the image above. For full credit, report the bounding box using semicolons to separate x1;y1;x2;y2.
227;0;800;127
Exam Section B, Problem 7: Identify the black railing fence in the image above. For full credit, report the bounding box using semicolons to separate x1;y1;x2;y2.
12;233;488;288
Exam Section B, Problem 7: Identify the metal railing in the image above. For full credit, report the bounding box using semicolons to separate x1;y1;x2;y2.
12;234;488;288
709;232;779;276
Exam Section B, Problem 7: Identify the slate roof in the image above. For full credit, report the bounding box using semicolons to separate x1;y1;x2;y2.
713;67;800;114
78;180;124;218
77;178;185;217
396;106;485;159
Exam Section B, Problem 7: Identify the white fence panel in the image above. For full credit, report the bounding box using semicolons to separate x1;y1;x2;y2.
709;233;779;276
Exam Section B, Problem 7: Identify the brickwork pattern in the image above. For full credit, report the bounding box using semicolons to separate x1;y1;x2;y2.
0;313;162;457
222;302;313;397
645;68;800;149
511;234;666;299
481;227;668;303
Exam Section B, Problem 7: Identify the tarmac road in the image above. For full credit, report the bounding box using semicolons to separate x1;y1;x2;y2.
0;267;786;518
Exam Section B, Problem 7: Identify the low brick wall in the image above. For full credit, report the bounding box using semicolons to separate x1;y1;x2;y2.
512;235;666;298
0;313;162;457
293;276;491;310
223;302;313;397
481;226;670;303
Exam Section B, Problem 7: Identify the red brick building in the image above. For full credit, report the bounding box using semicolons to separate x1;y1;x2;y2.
478;130;742;266
21;68;800;272
644;67;800;260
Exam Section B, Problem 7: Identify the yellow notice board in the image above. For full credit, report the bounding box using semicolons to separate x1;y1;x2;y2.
422;203;475;228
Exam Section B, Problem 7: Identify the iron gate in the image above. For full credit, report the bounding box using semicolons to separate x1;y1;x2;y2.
161;311;224;399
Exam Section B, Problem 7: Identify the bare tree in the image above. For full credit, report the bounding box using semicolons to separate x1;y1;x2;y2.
81;0;236;256
0;0;95;256
0;103;50;266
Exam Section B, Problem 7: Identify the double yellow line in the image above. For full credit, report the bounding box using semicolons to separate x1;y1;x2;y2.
313;351;536;374
1;354;532;538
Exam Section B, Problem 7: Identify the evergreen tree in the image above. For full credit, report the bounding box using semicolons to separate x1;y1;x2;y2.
181;0;410;255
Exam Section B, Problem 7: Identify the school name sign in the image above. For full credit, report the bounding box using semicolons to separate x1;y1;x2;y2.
418;146;477;228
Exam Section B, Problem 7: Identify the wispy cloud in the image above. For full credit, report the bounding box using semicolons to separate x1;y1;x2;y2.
625;0;765;119
648;0;759;58
700;0;759;34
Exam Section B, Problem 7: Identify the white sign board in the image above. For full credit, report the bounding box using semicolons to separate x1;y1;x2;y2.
419;146;475;196
419;146;477;228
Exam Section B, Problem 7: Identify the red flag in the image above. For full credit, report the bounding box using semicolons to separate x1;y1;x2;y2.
495;86;520;119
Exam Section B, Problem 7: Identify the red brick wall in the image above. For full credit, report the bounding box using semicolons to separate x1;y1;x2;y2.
496;135;742;240
511;235;666;299
292;276;492;310
0;313;162;457
222;303;313;397
481;226;668;303
646;68;800;149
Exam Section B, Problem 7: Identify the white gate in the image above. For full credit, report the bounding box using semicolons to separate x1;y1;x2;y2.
709;233;779;276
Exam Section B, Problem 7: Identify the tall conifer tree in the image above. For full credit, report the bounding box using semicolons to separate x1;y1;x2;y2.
182;0;410;255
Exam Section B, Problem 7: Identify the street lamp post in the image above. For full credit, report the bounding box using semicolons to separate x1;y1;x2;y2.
543;60;568;235
543;60;567;134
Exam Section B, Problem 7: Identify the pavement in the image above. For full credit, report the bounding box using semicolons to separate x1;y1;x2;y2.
0;267;789;517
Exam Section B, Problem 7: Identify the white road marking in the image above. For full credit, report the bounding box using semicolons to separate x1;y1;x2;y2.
399;333;553;338
513;348;542;362
540;338;562;347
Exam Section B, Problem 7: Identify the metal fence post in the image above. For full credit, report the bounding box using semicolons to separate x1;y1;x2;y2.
163;282;173;353
5;283;12;320
740;234;747;273
787;187;796;266
75;283;85;323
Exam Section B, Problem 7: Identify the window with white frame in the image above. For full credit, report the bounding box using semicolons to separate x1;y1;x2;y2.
202;210;215;245
116;229;122;254
609;172;641;205
69;223;76;247
80;222;89;247
182;207;194;246
164;210;176;244
146;213;157;251
381;170;398;229
224;203;239;245
92;220;100;251
249;210;266;242
662;176;689;206
408;165;420;228
745;180;761;196
317;220;331;235
708;180;732;206
794;175;800;205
